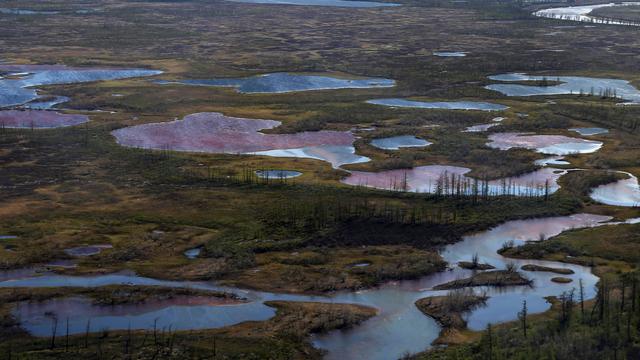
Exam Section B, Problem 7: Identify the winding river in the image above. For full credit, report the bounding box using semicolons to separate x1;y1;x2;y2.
0;214;615;359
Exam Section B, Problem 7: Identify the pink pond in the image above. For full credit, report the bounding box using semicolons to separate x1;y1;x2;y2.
0;110;89;128
342;165;566;196
112;112;361;166
487;132;602;155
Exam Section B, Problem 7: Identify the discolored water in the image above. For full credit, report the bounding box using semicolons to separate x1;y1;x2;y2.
113;113;370;169
487;132;603;155
341;165;566;196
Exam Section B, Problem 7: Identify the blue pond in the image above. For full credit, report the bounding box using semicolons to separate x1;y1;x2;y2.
23;96;70;110
184;247;203;259
570;127;608;136
0;65;162;108
370;135;431;150
255;169;303;179
367;98;508;111
433;51;466;57
486;73;640;104
159;73;395;94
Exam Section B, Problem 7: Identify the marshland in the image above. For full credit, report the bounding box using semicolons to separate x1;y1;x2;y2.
1;0;640;359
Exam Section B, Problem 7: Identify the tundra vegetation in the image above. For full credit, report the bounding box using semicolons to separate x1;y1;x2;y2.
1;0;640;358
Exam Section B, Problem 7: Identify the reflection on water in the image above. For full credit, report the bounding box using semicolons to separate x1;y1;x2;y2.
158;73;395;93
342;165;567;196
251;145;370;169
112;112;370;169
370;135;431;150
23;96;70;110
464;123;499;132
1;214;613;359
433;51;467;57
368;98;508;111
255;169;303;179
0;64;162;108
590;171;640;207
570;127;608;136
535;156;570;166
487;132;603;155
184;247;203;259
486;73;640;104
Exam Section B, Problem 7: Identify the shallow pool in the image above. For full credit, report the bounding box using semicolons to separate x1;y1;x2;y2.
487;132;603;155
486;73;640;104
370;135;431;150
368;98;508;111
160;73;395;93
112;112;370;169
590;171;640;207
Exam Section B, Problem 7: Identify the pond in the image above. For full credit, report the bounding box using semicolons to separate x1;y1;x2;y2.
64;245;113;257
2;214;613;360
464;123;499;132
255;169;303;179
433;51;467;57
22;96;70;110
590;171;640;207
486;73;640;104
370;135;431;150
251;145;370;169
184;247;203;259
0;8;98;15
158;73;395;93
341;165;566;196
487;132;603;155
534;156;570;166
0;8;60;15
368;98;508;111
112;112;370;169
0;110;88;129
533;3;640;26
0;64;162;108
569;127;608;136
226;0;400;7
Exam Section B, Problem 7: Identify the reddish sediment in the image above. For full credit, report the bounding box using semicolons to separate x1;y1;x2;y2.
0;110;88;128
111;112;355;153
